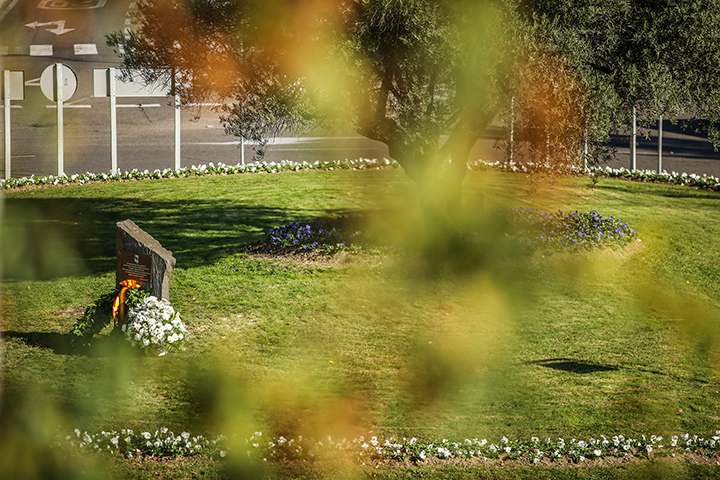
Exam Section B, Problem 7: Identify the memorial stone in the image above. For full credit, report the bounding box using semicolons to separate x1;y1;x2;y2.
116;220;176;301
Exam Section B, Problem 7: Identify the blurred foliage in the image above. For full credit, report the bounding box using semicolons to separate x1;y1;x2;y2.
3;170;720;478
108;0;720;206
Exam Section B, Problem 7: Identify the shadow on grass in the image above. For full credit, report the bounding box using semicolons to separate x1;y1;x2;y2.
1;331;146;357
1;196;356;281
529;358;619;374
531;358;715;386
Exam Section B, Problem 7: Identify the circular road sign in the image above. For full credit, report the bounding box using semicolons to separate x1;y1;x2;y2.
40;64;78;102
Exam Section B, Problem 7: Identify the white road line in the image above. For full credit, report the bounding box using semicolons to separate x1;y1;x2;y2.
187;137;369;146
30;45;53;56
74;44;98;55
0;104;22;108
116;103;161;108
46;105;92;109
0;0;20;23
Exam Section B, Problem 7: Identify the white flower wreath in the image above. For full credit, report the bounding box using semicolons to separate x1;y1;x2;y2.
122;296;188;354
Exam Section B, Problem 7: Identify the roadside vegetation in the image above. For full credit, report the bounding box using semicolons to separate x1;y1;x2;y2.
2;168;720;479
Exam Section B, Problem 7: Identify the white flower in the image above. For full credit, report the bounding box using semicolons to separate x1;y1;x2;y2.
123;296;187;352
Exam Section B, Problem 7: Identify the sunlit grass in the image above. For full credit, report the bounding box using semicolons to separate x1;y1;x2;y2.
2;169;720;478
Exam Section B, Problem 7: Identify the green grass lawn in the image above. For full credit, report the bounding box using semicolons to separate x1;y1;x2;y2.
2;169;720;479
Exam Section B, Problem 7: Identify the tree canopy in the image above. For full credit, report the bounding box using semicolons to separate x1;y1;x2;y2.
108;0;720;206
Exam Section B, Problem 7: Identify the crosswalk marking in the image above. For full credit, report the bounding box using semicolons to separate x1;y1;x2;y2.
0;44;100;56
74;43;98;55
29;44;53;56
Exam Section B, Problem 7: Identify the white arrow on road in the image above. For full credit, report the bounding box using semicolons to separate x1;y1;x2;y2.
25;20;74;35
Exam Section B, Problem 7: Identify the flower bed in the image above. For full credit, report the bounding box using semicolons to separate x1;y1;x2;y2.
0;159;398;190
502;208;638;252
4;157;720;193
62;428;720;465
257;208;638;256
265;217;367;254
469;160;720;191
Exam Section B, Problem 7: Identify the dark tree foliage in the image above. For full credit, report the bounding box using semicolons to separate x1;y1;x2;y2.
107;0;720;208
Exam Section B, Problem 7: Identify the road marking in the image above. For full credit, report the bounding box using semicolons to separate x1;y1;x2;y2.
25;20;74;35
25;77;41;86
187;137;369;146
116;103;161;108
74;43;98;55
46;104;92;108
0;0;20;23
30;45;53;56
0;104;23;108
38;0;107;10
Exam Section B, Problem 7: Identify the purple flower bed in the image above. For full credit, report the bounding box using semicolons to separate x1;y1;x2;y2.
265;209;637;255
267;217;366;253
502;208;638;251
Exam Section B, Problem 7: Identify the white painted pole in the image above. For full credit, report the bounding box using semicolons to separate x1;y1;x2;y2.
56;63;64;177
174;74;181;171
510;96;515;163
546;131;550;163
4;70;11;180
658;115;663;173
631;106;636;172
110;68;118;174
241;136;245;165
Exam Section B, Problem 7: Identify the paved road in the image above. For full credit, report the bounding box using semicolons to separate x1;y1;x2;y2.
0;0;392;177
1;0;720;179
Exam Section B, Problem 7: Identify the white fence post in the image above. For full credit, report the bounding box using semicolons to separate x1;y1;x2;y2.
510;96;515;163
110;68;118;174
174;72;181;171
658;115;663;173
4;70;10;180
631;106;637;171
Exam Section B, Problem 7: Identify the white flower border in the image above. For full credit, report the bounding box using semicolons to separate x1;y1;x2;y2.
468;160;720;191
61;428;720;464
2;158;719;192
0;159;398;190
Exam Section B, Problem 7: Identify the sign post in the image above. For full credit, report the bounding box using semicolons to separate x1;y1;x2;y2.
94;68;171;173
2;70;24;180
40;63;77;177
56;64;64;176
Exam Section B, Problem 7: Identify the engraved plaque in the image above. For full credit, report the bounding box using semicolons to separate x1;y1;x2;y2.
119;250;152;285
